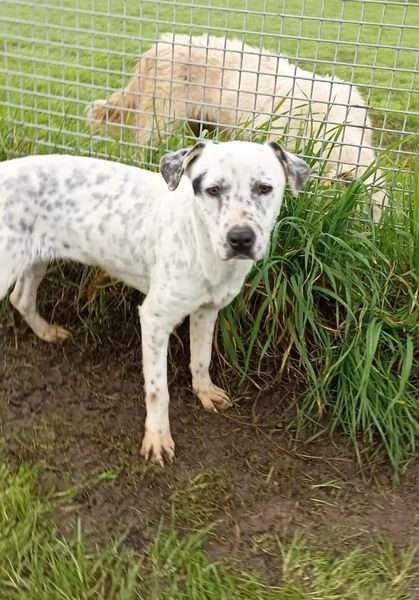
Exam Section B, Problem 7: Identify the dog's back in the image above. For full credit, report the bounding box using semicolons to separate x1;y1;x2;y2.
86;33;371;141
0;155;188;284
85;34;386;219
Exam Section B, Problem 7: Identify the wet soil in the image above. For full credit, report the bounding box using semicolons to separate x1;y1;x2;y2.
1;308;418;587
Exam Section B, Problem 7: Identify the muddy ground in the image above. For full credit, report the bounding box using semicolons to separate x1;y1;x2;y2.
1;296;418;587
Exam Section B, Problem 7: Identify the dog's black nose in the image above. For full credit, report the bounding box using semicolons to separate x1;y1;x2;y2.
227;226;256;256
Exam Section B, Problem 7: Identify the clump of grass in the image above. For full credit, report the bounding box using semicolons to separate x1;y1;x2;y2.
0;122;35;161
219;154;418;472
145;527;281;599
0;461;140;599
277;534;417;600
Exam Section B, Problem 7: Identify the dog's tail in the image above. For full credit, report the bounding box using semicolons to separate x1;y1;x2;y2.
85;71;140;132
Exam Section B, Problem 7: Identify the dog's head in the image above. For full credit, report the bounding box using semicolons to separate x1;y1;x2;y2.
160;141;310;261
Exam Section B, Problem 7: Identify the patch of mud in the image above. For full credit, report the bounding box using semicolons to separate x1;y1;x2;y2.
1;319;418;585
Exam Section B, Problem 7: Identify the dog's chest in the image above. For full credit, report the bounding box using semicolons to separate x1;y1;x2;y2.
201;260;251;308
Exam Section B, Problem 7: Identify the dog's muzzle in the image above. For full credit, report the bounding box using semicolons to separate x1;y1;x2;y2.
226;225;256;259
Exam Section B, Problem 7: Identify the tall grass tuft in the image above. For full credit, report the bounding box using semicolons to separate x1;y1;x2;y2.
220;152;418;472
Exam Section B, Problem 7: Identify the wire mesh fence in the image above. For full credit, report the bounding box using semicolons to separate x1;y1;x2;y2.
0;0;418;201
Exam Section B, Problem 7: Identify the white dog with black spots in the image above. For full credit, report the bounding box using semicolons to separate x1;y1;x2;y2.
0;141;311;464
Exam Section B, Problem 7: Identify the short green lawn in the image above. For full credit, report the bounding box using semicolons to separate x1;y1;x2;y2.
0;0;418;159
0;0;418;479
0;459;417;599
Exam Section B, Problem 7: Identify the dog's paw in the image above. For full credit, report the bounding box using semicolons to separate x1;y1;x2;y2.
195;384;231;412
40;324;71;344
140;430;175;466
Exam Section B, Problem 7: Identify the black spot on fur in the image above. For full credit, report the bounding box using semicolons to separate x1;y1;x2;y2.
192;172;206;196
95;173;111;185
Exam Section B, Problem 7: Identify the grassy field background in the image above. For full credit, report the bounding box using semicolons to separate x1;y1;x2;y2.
0;0;418;160
0;1;418;597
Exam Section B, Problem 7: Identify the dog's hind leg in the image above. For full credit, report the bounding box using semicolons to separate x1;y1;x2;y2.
190;305;231;412
9;263;70;343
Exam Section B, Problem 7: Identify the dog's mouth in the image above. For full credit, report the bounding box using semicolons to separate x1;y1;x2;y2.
224;248;255;261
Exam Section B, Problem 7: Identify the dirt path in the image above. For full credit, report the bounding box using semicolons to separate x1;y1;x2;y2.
1;320;418;585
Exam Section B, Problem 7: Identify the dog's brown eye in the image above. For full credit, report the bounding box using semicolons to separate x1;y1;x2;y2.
206;186;220;197
258;184;273;195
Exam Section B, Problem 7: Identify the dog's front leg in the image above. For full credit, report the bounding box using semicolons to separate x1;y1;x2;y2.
138;299;176;466
190;305;231;412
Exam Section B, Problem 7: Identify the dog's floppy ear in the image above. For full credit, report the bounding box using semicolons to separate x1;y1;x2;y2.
268;142;311;196
160;142;206;191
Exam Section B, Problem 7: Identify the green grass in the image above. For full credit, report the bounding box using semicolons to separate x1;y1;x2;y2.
218;149;419;472
0;3;418;596
0;458;417;599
